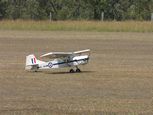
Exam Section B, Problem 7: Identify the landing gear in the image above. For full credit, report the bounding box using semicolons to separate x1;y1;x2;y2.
70;69;75;73
69;67;81;73
76;66;81;73
34;70;37;72
76;68;81;73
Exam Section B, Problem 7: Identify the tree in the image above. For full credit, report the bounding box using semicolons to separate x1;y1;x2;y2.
0;0;153;20
5;0;22;20
0;0;7;19
133;0;153;20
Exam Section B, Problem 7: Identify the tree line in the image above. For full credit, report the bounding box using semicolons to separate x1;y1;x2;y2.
0;0;153;21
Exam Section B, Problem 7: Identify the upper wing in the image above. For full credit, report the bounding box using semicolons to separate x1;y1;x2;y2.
73;49;90;55
40;49;90;59
40;52;73;59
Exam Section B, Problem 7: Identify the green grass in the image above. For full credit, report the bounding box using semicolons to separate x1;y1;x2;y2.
0;20;153;32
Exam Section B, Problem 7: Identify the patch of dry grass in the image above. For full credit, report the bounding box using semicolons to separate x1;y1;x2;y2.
0;20;153;32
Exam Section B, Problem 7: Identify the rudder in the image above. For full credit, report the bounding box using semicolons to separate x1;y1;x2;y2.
25;54;38;70
26;54;37;66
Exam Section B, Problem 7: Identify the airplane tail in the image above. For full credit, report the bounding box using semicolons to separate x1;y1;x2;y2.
25;54;44;70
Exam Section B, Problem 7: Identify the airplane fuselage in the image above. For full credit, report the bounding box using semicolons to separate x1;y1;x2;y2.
38;55;89;70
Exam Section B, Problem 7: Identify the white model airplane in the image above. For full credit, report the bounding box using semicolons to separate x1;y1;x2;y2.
25;49;90;73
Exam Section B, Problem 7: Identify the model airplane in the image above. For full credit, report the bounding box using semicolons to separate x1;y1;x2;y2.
25;49;90;73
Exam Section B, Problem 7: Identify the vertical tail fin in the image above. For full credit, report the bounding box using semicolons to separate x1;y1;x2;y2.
25;54;45;70
25;54;39;70
26;54;37;66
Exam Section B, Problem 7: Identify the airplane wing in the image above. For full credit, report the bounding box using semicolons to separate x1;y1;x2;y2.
40;49;90;59
40;52;73;59
73;49;90;55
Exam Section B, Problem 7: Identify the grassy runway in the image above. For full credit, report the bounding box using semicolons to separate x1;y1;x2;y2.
0;30;153;114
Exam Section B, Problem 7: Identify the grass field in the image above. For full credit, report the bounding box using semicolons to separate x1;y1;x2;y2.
0;20;153;32
0;30;153;115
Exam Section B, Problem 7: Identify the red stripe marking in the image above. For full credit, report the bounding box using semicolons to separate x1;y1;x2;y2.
34;58;36;63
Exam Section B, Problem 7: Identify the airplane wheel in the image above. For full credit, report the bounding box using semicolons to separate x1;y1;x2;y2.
76;68;81;73
34;70;37;72
70;69;75;73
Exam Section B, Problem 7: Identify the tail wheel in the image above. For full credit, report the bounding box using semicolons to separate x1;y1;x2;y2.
70;69;75;73
76;68;81;73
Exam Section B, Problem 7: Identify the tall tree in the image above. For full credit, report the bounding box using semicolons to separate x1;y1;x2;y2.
1;0;153;20
0;0;7;19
